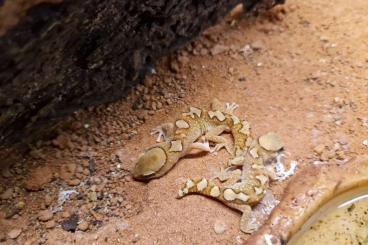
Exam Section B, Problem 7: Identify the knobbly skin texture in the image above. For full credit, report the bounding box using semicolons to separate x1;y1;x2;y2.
176;163;277;233
176;135;284;233
133;99;252;180
133;99;284;233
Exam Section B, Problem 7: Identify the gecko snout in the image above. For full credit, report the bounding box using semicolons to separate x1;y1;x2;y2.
132;147;167;180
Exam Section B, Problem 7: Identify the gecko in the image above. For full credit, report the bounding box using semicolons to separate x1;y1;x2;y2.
172;102;284;233
176;133;283;233
132;99;284;233
132;99;252;180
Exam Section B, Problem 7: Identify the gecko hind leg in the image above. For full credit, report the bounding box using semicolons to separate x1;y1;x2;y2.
150;123;174;142
203;125;233;154
239;205;258;234
213;167;242;183
208;135;233;154
218;201;254;233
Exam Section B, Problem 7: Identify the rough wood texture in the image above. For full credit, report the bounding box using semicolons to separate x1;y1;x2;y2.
0;0;283;147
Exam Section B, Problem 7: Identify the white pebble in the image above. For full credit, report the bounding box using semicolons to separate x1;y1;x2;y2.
214;220;227;234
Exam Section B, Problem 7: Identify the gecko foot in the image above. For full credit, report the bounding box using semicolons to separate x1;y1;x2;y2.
210;143;233;154
150;123;174;142
225;102;239;114
150;127;165;142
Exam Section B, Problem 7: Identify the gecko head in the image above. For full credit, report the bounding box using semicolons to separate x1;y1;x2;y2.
132;147;167;181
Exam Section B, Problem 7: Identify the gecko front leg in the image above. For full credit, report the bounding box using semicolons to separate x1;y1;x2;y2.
213;167;242;183
190;140;211;152
208;135;233;154
150;123;174;142
225;102;239;115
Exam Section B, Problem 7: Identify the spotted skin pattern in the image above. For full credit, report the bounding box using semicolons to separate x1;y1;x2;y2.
174;102;284;234
176;141;280;234
132;99;250;180
132;99;283;233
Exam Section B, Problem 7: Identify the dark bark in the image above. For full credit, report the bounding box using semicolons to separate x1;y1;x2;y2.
0;0;283;147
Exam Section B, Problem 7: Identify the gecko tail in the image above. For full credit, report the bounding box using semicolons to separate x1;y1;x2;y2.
176;178;223;201
177;178;255;207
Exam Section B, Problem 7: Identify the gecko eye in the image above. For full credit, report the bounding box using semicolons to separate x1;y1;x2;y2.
133;147;167;180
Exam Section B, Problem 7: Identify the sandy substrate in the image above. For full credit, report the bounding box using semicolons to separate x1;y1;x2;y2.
0;0;368;244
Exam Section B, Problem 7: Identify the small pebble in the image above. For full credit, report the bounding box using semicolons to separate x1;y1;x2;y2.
0;231;6;241
320;150;333;161
132;234;140;243
0;188;13;200
336;150;345;160
62;211;71;218
45;220;56;229
251;41;264;51
313;144;325;155
88;191;98;202
38;210;53;222
78;221;89;231
5;206;20;219
214;220;227;234
44;195;53;207
238;76;246;82
210;44;228;56
16;201;25;210
8;229;22;239
90;176;101;185
67;179;81;186
320;36;329;43
337;136;349;145
61;214;79;232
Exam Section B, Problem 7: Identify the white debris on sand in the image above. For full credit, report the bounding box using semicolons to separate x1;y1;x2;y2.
264;234;274;245
313;160;327;165
274;154;298;181
53;189;78;212
258;191;280;216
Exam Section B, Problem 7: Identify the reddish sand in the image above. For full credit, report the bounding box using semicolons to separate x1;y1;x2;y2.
0;0;368;244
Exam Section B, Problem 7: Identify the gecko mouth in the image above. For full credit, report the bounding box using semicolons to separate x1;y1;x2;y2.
132;147;167;180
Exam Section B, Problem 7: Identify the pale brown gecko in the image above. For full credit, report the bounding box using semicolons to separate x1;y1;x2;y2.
132;99;284;233
176;133;283;233
132;99;251;180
